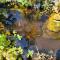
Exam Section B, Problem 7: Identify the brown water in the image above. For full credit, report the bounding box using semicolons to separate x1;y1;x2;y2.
13;19;60;51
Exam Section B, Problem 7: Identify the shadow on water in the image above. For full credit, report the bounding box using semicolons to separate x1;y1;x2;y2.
4;10;24;29
40;13;49;23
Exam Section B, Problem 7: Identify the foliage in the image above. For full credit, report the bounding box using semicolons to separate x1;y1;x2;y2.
40;0;53;13
0;9;7;23
0;31;34;59
14;34;23;40
27;50;34;58
0;0;6;3
0;46;23;60
17;0;32;7
0;34;10;47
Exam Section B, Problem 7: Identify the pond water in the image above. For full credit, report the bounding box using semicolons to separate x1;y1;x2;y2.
4;10;24;26
6;10;60;51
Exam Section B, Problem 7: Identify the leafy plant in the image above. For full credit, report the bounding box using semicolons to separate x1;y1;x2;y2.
0;46;23;60
0;34;10;47
27;50;34;58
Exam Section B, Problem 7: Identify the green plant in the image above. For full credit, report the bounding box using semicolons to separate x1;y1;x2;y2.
27;50;34;58
0;46;23;60
0;34;10;47
0;9;7;23
5;47;23;60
